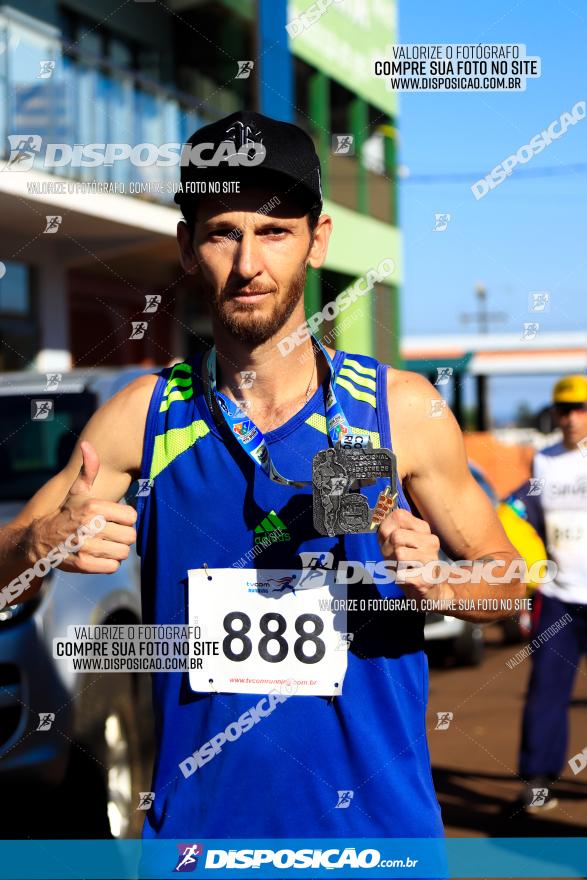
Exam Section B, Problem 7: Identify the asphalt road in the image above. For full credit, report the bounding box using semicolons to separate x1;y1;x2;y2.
427;624;587;838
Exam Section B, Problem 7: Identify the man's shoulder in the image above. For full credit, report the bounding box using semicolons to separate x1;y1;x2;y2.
385;366;435;392
383;368;457;480
329;350;440;426
537;440;566;457
536;440;565;458
99;372;161;439
74;372;162;480
330;347;379;370
385;367;439;411
331;348;435;400
111;371;161;409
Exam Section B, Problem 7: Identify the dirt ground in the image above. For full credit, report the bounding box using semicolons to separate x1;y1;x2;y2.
427;624;587;839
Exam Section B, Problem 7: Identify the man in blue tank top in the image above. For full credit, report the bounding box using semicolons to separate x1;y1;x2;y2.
1;112;525;862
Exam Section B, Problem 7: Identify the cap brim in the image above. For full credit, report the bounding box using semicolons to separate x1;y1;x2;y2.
554;393;587;404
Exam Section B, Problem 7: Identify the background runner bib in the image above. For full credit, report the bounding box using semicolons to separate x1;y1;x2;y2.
533;442;587;604
136;348;444;840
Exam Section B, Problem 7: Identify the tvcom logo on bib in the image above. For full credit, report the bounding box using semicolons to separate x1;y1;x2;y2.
246;575;298;596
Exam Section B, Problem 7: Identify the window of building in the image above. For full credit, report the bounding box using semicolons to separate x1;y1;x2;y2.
0;262;29;315
366;103;393;224
109;37;133;69
293;57;312;130
320;268;356;337
58;6;159;78
329;80;357;211
0;262;37;371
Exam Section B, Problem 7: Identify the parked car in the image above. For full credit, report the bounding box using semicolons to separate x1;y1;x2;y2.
0;367;158;838
424;609;485;666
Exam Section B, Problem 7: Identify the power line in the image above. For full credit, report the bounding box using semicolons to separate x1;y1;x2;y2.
399;162;587;184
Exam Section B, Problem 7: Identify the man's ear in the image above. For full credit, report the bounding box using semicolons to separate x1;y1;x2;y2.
177;221;199;274
307;214;332;269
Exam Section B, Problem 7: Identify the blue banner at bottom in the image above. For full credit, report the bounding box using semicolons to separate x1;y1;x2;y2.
0;838;585;878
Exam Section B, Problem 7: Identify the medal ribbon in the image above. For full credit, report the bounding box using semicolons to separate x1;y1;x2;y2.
206;337;368;488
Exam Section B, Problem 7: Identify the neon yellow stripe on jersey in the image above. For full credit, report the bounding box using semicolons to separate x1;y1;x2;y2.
159;386;194;412
159;364;194;412
160;362;192;397
342;357;376;377
336;376;377;408
163;363;191;386
150;419;210;480
305;413;380;448
338;366;377;392
164;374;192;392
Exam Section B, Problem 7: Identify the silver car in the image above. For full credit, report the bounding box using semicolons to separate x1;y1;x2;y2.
0;367;158;838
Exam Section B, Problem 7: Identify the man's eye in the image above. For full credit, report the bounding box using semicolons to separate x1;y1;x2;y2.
210;229;239;239
263;227;287;236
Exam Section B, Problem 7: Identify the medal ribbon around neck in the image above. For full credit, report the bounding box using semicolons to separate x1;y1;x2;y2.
206;336;369;488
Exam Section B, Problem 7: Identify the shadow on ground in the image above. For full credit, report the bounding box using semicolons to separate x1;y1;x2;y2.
433;764;587;837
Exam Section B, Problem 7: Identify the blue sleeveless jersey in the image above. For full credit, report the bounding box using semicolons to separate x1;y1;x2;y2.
136;348;444;841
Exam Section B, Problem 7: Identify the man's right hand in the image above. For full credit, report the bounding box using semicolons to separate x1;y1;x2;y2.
33;440;138;574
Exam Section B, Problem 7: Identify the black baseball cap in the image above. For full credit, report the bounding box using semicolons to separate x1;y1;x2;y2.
174;110;322;212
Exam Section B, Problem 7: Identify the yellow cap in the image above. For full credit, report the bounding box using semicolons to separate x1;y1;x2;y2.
553;375;587;404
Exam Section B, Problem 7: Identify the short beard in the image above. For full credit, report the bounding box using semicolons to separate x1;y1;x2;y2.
197;262;308;347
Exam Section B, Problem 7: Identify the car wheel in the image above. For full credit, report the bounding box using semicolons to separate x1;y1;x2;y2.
452;624;485;666
104;702;137;837
68;671;152;838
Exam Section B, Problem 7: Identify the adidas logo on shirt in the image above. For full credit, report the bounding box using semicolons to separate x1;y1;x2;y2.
254;510;291;544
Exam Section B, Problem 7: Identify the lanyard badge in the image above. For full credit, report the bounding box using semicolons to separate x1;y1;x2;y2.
207;339;397;535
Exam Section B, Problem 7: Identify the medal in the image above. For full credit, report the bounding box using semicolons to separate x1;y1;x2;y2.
312;436;398;536
207;339;397;535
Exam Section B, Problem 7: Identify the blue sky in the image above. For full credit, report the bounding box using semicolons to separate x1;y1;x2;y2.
396;0;587;422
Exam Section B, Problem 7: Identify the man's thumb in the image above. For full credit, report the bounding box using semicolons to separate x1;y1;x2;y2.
69;441;100;496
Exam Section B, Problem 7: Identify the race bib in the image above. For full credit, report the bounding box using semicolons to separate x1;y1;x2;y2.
187;568;348;696
546;510;587;551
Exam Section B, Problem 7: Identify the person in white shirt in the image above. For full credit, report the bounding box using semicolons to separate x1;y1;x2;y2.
507;375;587;812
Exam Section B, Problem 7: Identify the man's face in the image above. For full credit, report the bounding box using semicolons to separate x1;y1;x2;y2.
553;401;587;447
177;186;330;347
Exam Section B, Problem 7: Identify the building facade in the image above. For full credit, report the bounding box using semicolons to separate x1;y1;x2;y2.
0;0;401;372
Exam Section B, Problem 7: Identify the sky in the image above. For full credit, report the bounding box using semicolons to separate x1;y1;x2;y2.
396;0;587;423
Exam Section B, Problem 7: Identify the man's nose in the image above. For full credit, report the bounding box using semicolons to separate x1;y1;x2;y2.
233;230;263;278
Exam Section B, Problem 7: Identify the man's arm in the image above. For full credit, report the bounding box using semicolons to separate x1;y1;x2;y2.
0;374;157;606
382;369;526;622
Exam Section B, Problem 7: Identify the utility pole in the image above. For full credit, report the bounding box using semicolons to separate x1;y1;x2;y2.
460;284;507;431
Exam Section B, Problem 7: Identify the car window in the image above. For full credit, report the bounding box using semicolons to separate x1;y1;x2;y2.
0;392;96;501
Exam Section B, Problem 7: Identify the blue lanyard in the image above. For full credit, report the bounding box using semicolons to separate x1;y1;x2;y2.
206;338;368;488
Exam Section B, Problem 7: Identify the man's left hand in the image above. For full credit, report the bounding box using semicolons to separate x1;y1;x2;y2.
377;508;445;602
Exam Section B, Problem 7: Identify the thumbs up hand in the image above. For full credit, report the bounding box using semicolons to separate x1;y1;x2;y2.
67;439;102;498
39;441;138;574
